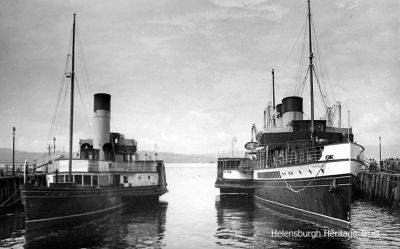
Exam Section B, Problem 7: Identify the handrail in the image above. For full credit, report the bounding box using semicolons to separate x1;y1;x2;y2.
218;145;325;170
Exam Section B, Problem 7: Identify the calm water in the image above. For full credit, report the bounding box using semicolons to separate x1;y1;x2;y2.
1;163;400;249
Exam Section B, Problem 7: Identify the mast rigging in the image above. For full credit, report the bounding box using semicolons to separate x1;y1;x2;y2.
68;14;76;182
307;0;315;147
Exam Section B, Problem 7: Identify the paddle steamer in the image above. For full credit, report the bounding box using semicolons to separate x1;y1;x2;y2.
21;15;167;227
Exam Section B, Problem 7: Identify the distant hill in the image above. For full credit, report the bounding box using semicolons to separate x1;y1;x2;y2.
0;148;46;165
1;145;397;165
136;151;217;163
0;148;218;165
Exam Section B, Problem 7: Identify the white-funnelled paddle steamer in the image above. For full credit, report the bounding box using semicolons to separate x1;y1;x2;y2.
20;15;167;228
216;0;365;229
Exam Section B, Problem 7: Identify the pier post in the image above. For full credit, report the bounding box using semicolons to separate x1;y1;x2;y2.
387;175;392;202
378;174;384;202
359;173;364;196
374;175;379;200
376;174;380;201
23;161;28;184
365;173;369;199
363;173;368;196
380;175;385;201
369;174;375;201
395;176;400;207
385;175;389;203
12;127;15;175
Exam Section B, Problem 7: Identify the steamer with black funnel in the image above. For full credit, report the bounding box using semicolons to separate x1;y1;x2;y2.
215;0;365;229
20;15;167;228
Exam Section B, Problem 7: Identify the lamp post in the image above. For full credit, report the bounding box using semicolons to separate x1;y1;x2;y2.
12;127;15;175
379;136;382;169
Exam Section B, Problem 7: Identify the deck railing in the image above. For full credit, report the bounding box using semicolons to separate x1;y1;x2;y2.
218;158;257;170
265;146;324;168
111;160;159;172
218;145;325;170
218;151;246;158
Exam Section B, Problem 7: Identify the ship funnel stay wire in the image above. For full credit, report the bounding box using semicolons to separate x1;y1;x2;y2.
294;16;308;95
75;77;94;135
48;53;70;144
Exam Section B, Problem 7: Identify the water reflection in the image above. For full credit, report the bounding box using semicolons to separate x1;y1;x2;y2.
24;202;167;249
0;213;25;248
215;195;353;249
215;195;255;247
1;165;400;248
351;201;400;249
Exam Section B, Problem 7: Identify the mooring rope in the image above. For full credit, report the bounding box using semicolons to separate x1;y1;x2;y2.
0;189;20;207
283;158;329;194
0;196;21;208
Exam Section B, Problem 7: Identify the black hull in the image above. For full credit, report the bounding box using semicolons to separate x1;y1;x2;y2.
254;173;356;229
20;184;167;229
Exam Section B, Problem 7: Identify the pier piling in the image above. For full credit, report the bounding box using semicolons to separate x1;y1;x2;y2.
1;165;47;213
395;177;400;207
358;172;400;206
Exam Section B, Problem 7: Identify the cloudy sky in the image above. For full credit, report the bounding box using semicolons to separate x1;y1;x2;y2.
0;0;398;155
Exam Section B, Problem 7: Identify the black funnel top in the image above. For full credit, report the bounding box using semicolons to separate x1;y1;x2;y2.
94;93;111;111
282;96;303;114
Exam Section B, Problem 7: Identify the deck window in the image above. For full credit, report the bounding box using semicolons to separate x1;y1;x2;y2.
92;175;98;186
123;176;128;183
99;175;109;186
58;175;65;183
84;175;91;186
75;175;82;185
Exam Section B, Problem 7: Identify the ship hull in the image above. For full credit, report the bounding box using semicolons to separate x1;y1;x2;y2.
215;178;254;195
20;184;167;229
253;173;357;229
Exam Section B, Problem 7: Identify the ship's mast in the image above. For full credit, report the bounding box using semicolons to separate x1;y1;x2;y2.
272;69;275;110
68;14;76;182
272;69;276;126
307;0;315;147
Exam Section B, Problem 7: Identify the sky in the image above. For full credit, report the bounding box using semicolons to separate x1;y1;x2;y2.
0;0;399;155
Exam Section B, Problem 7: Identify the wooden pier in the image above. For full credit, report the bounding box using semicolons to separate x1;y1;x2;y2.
0;175;24;213
1;166;47;213
357;172;400;206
